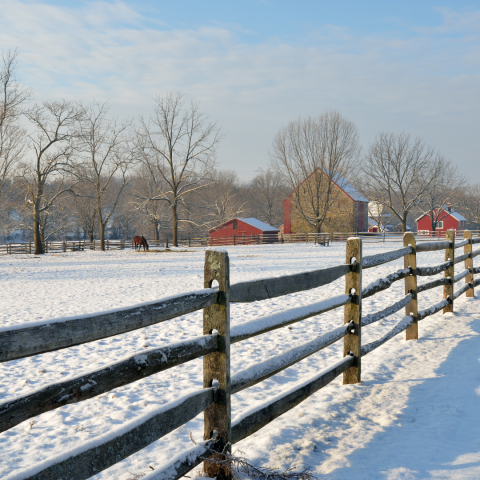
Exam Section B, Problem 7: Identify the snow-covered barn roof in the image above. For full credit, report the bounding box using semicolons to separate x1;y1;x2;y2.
239;218;279;232
331;173;369;202
416;208;467;223
449;211;467;222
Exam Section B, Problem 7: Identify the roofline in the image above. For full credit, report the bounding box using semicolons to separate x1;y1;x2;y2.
284;167;368;203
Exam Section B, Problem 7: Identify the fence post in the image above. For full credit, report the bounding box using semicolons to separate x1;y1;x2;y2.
203;249;231;477
464;230;474;297
8;242;11;255
166;237;169;249
29;241;32;254
63;241;66;253
444;229;455;313
343;237;362;384
404;232;418;340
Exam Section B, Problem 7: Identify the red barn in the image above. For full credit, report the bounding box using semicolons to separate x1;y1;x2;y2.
208;218;279;244
416;205;467;236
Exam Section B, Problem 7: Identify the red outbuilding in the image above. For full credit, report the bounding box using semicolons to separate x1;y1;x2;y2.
208;218;279;244
416;205;467;236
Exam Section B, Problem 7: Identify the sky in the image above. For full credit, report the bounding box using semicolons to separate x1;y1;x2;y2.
1;0;479;181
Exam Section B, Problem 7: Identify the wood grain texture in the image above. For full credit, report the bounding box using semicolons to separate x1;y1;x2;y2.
454;252;470;265
231;325;348;394
453;283;472;300
444;230;455;313
0;290;217;362
404;232;418;340
362;268;411;299
361;316;413;356
230;294;351;344
344;238;362;384
416;261;452;276
25;389;214;480
464;231;474;298
361;294;413;327
229;264;351;303
418;298;451;320
231;357;353;444
0;335;217;433
416;241;452;252
362;246;413;269
203;250;231;476
417;277;451;293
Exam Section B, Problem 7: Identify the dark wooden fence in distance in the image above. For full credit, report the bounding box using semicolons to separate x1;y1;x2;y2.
0;230;479;479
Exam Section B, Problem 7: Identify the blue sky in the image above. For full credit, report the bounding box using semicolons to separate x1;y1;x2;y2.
1;0;479;180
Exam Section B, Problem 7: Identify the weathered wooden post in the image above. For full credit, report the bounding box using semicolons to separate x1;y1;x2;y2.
344;237;362;384
8;242;11;255
188;234;191;248
464;230;474;297
166;237;169;249
444;229;455;313
330;232;334;244
29;241;32;254
203;249;231;478
404;232;418;340
63;241;66;253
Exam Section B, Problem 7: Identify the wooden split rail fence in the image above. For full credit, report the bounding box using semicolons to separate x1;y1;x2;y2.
0;240;126;255
1;230;480;479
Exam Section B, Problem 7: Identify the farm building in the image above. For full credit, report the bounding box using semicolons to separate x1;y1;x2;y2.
208;218;279;243
417;205;467;235
283;169;369;234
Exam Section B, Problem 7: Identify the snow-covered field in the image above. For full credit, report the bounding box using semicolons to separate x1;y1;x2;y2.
0;243;479;479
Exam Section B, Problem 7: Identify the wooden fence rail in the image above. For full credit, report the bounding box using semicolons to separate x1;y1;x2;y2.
2;230;480;255
0;229;478;480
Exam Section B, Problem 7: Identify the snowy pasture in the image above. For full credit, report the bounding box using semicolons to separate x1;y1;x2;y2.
0;242;480;479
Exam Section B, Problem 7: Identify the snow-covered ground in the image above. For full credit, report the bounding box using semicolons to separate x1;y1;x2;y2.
0;243;479;479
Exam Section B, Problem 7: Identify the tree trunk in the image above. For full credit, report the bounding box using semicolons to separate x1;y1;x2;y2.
153;222;159;241
33;207;44;255
89;231;94;242
402;217;408;233
172;205;178;247
100;223;106;251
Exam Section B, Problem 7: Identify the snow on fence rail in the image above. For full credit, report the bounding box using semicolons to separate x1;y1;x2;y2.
0;229;478;480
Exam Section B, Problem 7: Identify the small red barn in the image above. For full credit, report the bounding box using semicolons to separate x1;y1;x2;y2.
416;205;467;236
208;218;279;244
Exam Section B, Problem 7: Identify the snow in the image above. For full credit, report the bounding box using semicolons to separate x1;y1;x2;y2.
239;218;279;232
0;243;479;479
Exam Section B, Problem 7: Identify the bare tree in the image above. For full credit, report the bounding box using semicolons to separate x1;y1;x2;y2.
249;168;288;227
131;165;170;240
360;132;443;233
459;183;480;230
200;170;246;228
21;101;80;254
136;93;222;246
73;101;133;250
270;111;360;233
0;49;32;239
416;157;464;234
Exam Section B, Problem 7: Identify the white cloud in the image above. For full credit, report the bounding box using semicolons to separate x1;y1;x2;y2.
0;0;479;180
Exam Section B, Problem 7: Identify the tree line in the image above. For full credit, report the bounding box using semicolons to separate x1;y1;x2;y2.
1;49;479;254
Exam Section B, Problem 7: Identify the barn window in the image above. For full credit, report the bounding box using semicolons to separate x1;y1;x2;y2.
437;221;443;229
233;220;238;229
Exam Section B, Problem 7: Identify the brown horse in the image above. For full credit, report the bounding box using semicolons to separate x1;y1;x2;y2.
133;236;149;251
